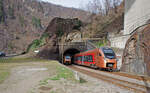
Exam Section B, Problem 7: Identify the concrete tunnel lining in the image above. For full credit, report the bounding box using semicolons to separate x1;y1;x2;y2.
63;48;80;64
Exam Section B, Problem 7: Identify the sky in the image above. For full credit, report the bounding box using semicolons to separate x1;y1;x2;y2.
41;0;92;8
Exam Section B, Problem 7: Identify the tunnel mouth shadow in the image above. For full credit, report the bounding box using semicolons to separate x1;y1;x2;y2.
63;48;80;64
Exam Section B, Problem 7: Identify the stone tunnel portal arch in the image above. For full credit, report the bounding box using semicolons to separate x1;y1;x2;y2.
63;48;80;64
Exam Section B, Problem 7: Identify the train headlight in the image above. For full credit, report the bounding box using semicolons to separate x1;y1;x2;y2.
116;58;119;62
104;58;107;64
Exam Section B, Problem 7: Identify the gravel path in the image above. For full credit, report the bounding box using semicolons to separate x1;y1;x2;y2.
0;63;49;93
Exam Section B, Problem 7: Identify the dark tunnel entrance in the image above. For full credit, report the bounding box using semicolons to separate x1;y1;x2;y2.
63;48;80;64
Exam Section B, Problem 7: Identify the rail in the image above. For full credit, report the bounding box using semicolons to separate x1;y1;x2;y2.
69;65;150;93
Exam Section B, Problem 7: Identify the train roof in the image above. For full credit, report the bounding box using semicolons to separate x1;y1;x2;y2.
74;47;114;55
100;47;113;50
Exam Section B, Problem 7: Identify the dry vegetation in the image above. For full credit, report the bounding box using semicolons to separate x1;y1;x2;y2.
82;0;124;47
0;0;90;54
0;0;124;56
0;57;48;83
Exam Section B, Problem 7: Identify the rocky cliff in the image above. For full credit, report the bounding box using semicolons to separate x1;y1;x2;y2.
35;17;83;59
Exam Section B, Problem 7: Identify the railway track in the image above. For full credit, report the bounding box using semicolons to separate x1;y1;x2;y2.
68;65;150;93
108;71;150;82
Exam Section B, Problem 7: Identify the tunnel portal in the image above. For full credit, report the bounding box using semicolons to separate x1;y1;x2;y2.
63;48;80;64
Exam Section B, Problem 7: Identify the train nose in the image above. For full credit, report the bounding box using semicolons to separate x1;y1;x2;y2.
108;68;113;72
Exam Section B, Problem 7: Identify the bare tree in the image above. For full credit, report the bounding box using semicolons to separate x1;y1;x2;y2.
86;1;96;14
93;0;103;14
85;0;103;14
85;0;122;15
104;0;111;15
112;0;121;13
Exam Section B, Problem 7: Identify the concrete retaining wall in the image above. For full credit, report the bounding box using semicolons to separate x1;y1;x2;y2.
124;0;150;35
109;35;129;49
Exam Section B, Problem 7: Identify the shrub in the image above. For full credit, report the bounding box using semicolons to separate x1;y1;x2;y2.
32;16;42;28
19;15;25;27
26;33;49;52
0;0;5;23
50;67;75;81
8;5;15;19
8;43;13;50
96;39;108;47
27;39;40;52
56;29;64;37
73;20;82;30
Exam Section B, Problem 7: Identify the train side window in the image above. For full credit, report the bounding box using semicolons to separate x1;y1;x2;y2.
84;56;86;61
81;56;83;61
86;56;88;62
80;56;82;61
88;55;93;62
78;56;81;61
84;56;88;62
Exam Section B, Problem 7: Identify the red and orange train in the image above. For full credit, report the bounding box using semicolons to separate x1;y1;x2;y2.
74;47;117;71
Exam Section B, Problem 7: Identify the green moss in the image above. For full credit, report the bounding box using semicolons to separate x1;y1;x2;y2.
26;33;49;52
95;39;108;47
50;76;60;80
50;91;55;93
73;20;82;30
39;79;49;85
79;77;87;83
32;16;42;28
19;15;25;27
39;33;49;46
0;71;9;83
50;67;75;81
0;57;47;63
56;28;64;37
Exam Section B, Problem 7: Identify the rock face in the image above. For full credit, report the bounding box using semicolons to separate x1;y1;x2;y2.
36;17;83;59
121;24;150;76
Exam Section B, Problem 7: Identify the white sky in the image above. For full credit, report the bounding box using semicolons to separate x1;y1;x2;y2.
41;0;92;8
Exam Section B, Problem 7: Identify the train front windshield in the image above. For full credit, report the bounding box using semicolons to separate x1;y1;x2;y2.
65;56;71;59
102;48;116;59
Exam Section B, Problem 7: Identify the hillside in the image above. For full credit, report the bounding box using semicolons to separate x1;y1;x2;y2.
0;0;90;54
82;1;124;47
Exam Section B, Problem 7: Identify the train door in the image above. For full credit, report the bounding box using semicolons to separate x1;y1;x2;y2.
84;55;90;66
78;56;83;65
96;51;104;68
81;55;84;65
